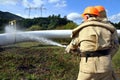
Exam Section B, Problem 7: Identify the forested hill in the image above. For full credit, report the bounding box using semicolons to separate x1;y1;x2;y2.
0;10;120;32
17;15;77;30
0;11;78;31
0;11;24;31
0;11;23;20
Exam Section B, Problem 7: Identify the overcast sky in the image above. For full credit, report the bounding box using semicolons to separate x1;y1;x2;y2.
0;0;120;24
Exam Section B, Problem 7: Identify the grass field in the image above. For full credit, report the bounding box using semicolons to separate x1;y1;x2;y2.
0;42;120;80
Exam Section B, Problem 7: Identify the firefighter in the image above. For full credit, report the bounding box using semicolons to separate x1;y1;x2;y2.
95;5;119;80
65;6;117;80
95;5;119;58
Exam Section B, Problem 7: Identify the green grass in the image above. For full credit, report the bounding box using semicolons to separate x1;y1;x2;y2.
0;42;119;80
0;42;80;80
112;49;120;73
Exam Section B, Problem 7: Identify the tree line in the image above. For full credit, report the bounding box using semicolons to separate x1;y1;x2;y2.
0;15;78;32
17;14;78;30
0;14;120;32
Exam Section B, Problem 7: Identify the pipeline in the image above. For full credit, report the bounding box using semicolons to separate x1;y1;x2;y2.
0;29;120;46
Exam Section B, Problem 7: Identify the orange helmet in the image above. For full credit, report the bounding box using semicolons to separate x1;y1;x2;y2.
95;6;105;12
82;6;100;17
95;5;107;18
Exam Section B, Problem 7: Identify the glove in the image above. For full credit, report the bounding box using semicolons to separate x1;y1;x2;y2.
65;45;72;53
65;44;77;53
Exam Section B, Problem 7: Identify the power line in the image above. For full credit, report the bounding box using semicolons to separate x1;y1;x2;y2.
25;5;46;18
25;7;32;18
39;5;46;17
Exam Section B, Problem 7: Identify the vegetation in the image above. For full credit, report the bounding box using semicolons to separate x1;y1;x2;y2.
0;11;23;31
113;49;120;73
0;11;77;31
0;42;80;80
0;42;119;80
17;15;75;30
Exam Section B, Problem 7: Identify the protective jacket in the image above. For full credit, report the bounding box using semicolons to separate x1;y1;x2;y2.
69;17;118;73
97;18;119;58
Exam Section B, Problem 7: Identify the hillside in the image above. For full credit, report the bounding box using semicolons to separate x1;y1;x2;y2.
0;11;24;31
0;11;24;20
0;12;77;31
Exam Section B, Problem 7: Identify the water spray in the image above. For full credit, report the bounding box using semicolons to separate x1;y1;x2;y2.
4;25;68;47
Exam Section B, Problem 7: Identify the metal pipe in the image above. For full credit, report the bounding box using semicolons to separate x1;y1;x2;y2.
0;30;120;46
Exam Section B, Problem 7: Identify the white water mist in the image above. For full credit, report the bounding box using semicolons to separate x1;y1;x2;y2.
4;25;66;47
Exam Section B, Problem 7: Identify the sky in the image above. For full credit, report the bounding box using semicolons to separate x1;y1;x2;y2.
0;0;120;24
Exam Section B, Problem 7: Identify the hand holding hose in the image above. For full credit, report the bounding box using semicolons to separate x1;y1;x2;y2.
65;44;80;54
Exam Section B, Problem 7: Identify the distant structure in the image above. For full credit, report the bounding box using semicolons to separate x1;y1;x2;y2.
25;5;46;18
25;5;34;18
39;5;46;17
9;20;16;26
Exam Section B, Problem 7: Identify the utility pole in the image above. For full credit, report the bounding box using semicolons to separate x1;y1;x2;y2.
39;5;46;17
25;4;31;18
25;5;46;18
25;7;32;18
